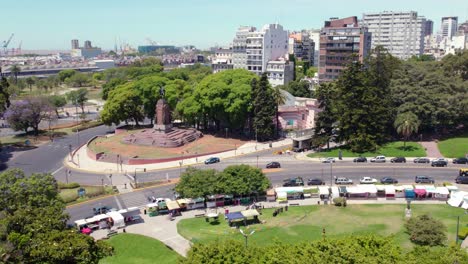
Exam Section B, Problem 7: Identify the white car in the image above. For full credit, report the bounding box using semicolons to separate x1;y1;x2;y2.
359;177;378;184
335;177;353;185
322;157;336;163
370;156;386;163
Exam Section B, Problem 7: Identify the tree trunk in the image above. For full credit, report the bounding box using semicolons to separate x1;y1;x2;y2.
80;104;85;114
55;109;60;118
275;106;279;138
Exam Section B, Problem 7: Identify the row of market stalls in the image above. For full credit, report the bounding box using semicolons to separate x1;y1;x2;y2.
270;185;457;202
74;207;141;234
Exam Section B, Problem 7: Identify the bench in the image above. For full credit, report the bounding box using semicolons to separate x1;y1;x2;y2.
107;230;118;238
194;214;205;218
290;203;300;206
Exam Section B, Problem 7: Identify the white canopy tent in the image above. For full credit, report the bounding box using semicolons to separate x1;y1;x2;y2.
331;187;340;199
435;187;450;199
447;191;468;208
106;211;125;228
318;186;330;196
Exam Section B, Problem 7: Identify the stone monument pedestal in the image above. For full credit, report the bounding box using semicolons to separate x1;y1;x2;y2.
153;123;173;132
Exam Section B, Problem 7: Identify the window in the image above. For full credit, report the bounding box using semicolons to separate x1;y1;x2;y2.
287;120;294;126
302;114;305;120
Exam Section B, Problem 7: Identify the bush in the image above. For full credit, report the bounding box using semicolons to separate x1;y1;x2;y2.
443;182;452;187
58;182;80;189
458;227;468;240
333;197;347;207
405;214;447;246
73;120;103;132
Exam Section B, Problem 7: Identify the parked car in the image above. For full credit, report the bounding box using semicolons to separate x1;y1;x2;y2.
283;177;305;187
370;156;386;163
456;176;468;184
204;157;220;164
380;177;398;184
414;157;430;163
453;157;468;164
322;157;336;163
460;169;468;177
307;178;324;185
415;175;435;184
335;177;353;185
390;157;406;163
431;159;448;167
266;162;281;168
93;206;113;215
353;157;367;163
359;177;378;184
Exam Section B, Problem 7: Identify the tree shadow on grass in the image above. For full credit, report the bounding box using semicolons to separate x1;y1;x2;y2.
396;146;417;152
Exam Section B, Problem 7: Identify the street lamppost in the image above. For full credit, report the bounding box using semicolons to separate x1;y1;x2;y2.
134;168;146;188
256;155;259;168
66;169;71;184
109;173;113;187
68;144;72;161
452;212;468;244
239;229;255;247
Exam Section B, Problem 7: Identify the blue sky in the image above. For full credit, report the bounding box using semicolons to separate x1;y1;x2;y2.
3;0;467;50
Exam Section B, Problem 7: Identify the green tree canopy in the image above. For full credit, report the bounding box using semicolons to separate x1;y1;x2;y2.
175;167;219;198
48;95;67;117
405;214;447;246
394;112;420;147
100;83;144;126
217;165;270;196
253;73;275;141
58;69;77;83
66;88;89;113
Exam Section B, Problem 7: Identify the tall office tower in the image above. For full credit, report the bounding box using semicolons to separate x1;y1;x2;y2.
84;40;92;49
441;17;458;39
232;26;256;70
424;20;434;36
361;11;426;59
458;21;468;34
289;31;315;66
318;16;371;82
71;39;79;49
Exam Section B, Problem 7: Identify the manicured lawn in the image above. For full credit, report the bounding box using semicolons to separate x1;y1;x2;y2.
307;141;426;158
178;204;465;250
59;185;114;204
100;233;180;264
438;135;468;158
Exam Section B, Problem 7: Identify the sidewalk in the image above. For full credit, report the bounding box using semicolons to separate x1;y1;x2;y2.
295;152;447;163
65;138;293;174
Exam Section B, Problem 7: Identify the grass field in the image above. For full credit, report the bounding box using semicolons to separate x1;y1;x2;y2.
178;204;466;250
307;142;426;158
438;134;468;158
100;233;180;264
59;185;114;204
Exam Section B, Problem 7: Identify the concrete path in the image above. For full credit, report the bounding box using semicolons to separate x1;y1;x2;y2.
420;141;444;158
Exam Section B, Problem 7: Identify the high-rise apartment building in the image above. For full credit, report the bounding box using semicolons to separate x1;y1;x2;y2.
71;39;79;49
232;26;256;70
424;20;433;36
289;31;315;66
318;16;371;82
361;11;426;59
307;30;320;67
84;40;92;49
441;17;458;39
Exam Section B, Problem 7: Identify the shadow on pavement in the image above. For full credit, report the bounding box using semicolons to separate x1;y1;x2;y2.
0;145;37;171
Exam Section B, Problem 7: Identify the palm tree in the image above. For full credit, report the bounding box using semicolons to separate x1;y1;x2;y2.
9;65;21;84
25;77;35;92
271;86;286;138
394;112;420;148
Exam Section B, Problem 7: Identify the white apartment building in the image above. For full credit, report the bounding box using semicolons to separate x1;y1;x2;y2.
307;30;320;67
266;59;294;87
232;26;256;70
361;11;426;59
211;48;233;73
441;17;458;40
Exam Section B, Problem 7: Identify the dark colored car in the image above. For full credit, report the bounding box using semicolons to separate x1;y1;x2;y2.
353;157;367;163
307;178;324;185
414;158;430;163
453;157;468;164
415;175;435;184
390;157;406;163
266;162;281;168
456;176;468;184
93;206;112;215
431;159;448;167
380;177;398;184
204;157;220;164
283;177;305;187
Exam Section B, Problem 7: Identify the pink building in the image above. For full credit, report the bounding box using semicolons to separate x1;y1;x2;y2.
278;97;319;131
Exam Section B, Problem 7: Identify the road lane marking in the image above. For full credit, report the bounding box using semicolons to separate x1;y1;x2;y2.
114;196;123;210
51;166;64;175
262;168;284;173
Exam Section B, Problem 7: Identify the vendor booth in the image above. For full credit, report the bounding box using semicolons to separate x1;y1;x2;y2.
376;185;386;198
266;189;276;202
276;192;287;203
423;185;436;198
176;199;189;211
434;187;450;200
338;186;348;197
167;200;181;217
106;211;125;228
404;189;415;199
414;187;427;199
347;185;377;199
206;195;225;208
385;185;395;199
448;191;468;208
224;195;234;206
74;214;110;231
225;209;260;227
186;197;205;210
395;186;406;198
275;187;304;200
318;186;330;199
331;186;340;199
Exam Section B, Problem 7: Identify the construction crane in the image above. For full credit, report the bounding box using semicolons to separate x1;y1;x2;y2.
2;33;14;56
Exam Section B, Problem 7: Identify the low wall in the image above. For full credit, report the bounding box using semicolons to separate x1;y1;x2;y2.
126;150;229;165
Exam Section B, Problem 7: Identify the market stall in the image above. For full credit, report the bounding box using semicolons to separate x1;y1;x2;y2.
241;209;260;225
186;197;205;210
423;185;436;198
338;186;348;197
106;211;125;228
434;187;450;200
275;187;304;200
395;186;405;198
414;187;427;199
318;186;330;199
118;207;141;223
225;211;245;226
206;195;225;208
331;186;340;199
404;189;415;199
177;198;189;211
385;185;395;199
447;191;467;207
376;185;386;198
266;189;276;202
276;191;287;203
167;200;181;217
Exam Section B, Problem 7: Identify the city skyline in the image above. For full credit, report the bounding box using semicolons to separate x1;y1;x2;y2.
3;0;468;51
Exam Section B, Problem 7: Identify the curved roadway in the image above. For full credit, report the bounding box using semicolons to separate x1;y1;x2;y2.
4;125;466;222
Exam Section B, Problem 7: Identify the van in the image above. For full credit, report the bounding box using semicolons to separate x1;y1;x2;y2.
415;175;434;184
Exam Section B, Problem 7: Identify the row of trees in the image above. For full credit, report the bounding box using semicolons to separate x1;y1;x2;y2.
0;169;112;263
100;63;284;140
174;165;270;198
181;235;468;264
313;48;468;152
